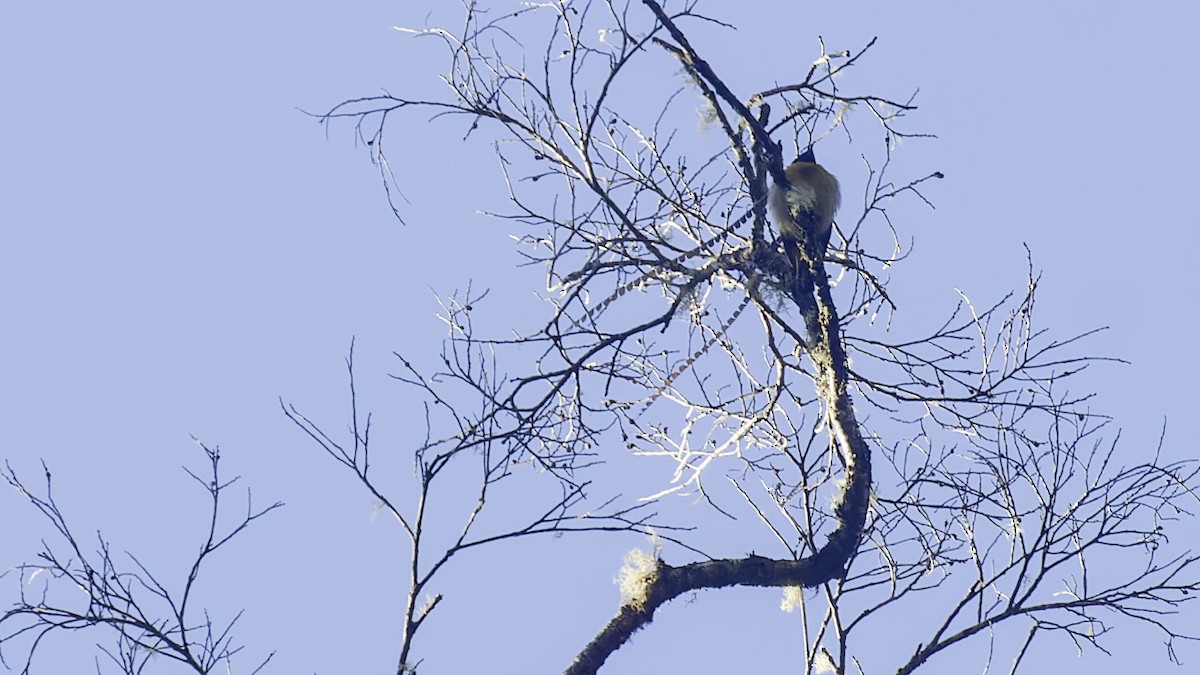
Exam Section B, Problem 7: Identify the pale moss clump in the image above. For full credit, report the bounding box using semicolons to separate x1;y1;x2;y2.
617;538;662;608
814;646;837;673
779;585;805;613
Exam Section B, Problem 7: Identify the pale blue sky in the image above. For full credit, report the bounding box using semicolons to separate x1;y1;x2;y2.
3;2;1198;673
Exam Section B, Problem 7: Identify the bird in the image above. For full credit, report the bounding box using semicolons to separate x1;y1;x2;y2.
768;146;840;319
769;146;840;261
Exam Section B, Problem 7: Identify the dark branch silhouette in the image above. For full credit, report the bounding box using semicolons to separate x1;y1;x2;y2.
1;444;279;674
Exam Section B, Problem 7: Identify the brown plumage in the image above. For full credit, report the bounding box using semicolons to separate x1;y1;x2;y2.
769;149;840;254
769;148;840;314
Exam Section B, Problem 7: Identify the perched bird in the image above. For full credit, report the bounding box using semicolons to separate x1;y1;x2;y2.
768;147;840;318
769;146;840;260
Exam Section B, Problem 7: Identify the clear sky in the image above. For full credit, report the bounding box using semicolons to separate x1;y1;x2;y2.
3;1;1198;673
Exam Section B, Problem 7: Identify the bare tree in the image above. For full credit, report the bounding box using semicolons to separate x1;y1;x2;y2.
4;2;1197;674
295;2;1200;674
0;443;279;674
